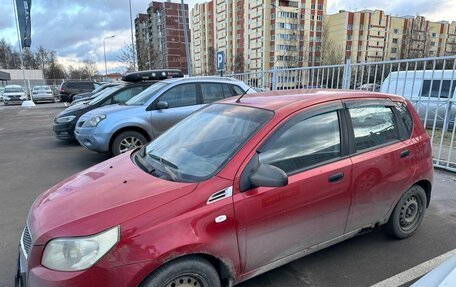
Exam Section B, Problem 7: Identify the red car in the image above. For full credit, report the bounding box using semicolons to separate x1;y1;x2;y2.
16;90;433;287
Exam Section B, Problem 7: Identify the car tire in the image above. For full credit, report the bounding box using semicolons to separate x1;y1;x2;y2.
384;185;427;239
111;130;147;156
141;256;221;287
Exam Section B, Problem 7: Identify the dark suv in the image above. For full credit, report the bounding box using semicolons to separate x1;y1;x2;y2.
58;81;98;102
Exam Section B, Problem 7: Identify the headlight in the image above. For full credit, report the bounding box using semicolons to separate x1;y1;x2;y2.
55;115;76;123
41;226;119;271
83;115;106;127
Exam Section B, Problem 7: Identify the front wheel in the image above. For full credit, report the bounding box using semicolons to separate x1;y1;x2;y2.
141;257;221;287
111;130;147;156
384;185;427;239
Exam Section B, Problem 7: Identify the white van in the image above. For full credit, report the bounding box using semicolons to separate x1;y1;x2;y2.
380;70;456;129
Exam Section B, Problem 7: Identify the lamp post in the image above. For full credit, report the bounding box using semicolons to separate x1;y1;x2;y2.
129;0;136;71
103;35;116;81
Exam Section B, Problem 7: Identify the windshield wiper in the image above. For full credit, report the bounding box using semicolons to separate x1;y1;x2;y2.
148;153;179;181
135;146;155;173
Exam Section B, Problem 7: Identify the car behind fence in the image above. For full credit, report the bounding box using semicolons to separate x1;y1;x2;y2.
226;55;456;172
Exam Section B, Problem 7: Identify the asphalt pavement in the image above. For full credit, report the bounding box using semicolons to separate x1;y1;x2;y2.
0;103;455;287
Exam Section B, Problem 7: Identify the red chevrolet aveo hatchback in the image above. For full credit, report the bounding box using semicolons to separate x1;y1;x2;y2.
16;90;433;287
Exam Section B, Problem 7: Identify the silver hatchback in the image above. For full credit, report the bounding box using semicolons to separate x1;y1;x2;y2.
75;77;254;155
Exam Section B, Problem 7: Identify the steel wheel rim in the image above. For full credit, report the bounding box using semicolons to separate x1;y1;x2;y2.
119;136;143;153
163;273;206;287
399;195;422;231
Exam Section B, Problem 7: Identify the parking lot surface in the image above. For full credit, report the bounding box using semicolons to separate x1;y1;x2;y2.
0;103;455;287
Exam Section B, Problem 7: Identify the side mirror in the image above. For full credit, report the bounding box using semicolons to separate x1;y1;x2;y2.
156;100;169;110
249;163;288;188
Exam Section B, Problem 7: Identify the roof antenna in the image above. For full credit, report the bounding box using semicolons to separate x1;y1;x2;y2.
235;87;252;103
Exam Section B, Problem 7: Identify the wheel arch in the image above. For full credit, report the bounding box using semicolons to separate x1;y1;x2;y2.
414;179;432;207
109;126;152;151
139;253;235;287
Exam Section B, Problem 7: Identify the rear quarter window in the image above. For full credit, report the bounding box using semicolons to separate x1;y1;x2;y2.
394;102;413;138
79;82;94;90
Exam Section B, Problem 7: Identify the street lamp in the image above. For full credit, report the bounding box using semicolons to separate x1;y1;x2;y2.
103;35;116;81
129;0;136;71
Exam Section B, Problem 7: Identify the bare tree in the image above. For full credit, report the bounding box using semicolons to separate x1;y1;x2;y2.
321;20;344;65
234;51;245;73
401;16;432;59
118;43;136;72
207;47;215;75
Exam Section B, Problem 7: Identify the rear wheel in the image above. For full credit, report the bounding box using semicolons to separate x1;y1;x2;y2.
111;130;147;156
141;257;221;287
384;185;427;239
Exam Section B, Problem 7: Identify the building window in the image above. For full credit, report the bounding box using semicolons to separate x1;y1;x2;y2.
432;33;436;37
311;4;315;9
347;34;352;40
317;15;322;21
346;45;351;50
391;47;397;53
431;42;435;46
317;4;323;10
358;45;362;50
347;24;353;30
392;38;398;44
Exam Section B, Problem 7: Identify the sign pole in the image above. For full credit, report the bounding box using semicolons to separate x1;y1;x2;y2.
12;0;34;104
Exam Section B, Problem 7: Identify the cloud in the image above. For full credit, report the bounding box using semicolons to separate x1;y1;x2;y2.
327;0;456;22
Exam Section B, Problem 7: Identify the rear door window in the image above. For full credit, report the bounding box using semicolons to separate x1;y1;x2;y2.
66;83;78;89
201;83;224;103
421;80;456;98
349;106;400;151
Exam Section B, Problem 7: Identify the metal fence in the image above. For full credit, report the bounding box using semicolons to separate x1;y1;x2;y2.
226;55;456;173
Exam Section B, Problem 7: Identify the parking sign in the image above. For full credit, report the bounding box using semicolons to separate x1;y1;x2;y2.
216;51;225;71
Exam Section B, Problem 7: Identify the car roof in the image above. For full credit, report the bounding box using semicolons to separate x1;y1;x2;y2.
5;85;22;88
161;76;244;84
219;89;405;111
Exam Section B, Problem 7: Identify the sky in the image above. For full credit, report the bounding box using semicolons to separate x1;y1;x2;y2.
0;0;455;75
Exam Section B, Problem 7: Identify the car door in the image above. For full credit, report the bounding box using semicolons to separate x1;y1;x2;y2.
233;102;352;273
150;83;201;136
344;100;413;232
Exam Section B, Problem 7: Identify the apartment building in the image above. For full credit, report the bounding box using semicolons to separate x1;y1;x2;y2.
191;1;215;75
326;9;456;63
191;0;327;75
134;1;191;74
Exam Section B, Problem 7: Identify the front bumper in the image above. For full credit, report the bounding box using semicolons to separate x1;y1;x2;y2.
53;122;76;140
14;244;151;287
74;127;111;153
14;247;26;287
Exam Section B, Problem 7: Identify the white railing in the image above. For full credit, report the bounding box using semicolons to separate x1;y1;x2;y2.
225;55;456;172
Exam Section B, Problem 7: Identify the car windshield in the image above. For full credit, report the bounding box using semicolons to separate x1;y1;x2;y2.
126;82;169;106
88;86;123;105
5;87;24;93
140;104;273;182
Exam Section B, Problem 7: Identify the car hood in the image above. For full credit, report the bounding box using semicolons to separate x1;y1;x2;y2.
83;104;141;118
59;102;90;115
27;152;198;245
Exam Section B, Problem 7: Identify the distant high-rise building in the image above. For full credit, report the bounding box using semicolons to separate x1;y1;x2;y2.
135;1;191;74
191;0;327;75
325;10;456;63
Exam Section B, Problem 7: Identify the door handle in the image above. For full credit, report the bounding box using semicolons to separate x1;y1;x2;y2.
328;172;344;183
400;150;410;158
